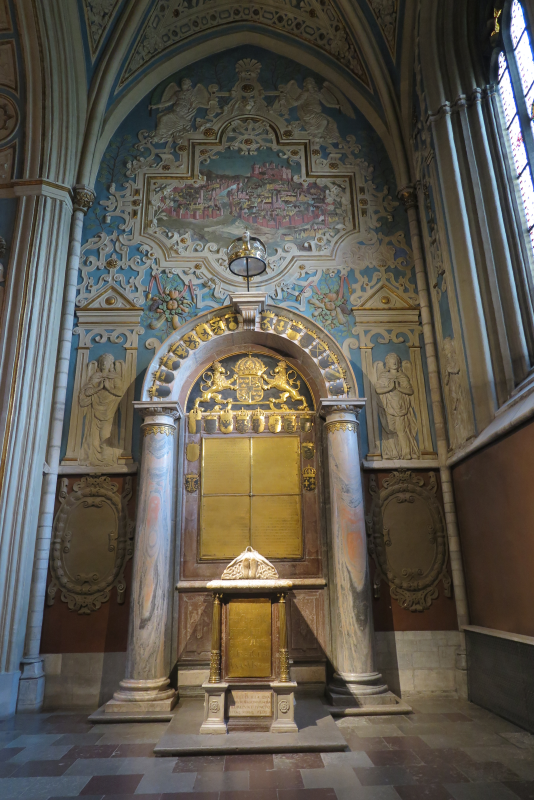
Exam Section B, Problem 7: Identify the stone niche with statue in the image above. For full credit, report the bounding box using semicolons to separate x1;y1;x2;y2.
200;547;298;734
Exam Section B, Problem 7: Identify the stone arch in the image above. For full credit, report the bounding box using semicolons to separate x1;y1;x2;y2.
141;304;359;404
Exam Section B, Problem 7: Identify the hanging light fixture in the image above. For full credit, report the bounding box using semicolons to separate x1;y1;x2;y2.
227;231;267;291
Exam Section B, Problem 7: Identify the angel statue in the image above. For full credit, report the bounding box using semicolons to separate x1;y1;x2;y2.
78;353;125;468
148;78;211;143
275;77;354;144
374;353;420;460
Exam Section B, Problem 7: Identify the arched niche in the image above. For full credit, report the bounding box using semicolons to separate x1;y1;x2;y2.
141;304;359;405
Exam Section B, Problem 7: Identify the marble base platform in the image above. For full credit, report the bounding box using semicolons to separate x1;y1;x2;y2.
88;704;176;723
154;697;347;754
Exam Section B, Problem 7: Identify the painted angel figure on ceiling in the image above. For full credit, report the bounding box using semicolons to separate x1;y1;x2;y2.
275;77;354;144
148;78;213;142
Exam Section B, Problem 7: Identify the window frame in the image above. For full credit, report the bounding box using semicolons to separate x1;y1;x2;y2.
497;0;534;252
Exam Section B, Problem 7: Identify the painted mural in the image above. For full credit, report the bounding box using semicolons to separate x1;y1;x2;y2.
63;45;430;464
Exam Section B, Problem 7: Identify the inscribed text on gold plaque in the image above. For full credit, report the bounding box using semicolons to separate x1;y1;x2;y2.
199;437;302;560
227;598;272;678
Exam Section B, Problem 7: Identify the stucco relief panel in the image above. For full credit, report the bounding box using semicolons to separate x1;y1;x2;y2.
47;475;134;614
366;469;451;611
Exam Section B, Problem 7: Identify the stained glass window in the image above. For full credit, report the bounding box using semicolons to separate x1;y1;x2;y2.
499;0;534;256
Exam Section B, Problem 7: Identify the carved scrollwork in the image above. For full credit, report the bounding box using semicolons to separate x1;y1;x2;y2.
366;469;451;612
47;475;134;614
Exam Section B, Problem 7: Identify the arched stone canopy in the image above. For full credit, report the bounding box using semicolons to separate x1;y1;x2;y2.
142;304;359;404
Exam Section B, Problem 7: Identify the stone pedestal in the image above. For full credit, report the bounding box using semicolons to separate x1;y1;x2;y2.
271;681;298;733
321;400;391;709
105;404;180;714
200;682;228;734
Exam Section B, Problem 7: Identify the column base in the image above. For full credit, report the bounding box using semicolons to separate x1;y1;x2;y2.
106;677;177;713
326;672;411;715
17;658;45;713
327;671;390;705
0;671;21;719
200;681;228;734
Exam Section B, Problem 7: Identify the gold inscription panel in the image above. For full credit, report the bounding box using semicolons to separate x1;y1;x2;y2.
252;437;300;495
200;496;250;559
227;598;272;678
228;690;273;717
202;438;250;495
252;495;302;558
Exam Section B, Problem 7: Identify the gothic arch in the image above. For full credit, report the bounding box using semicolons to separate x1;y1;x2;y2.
82;30;406;188
141;305;359;404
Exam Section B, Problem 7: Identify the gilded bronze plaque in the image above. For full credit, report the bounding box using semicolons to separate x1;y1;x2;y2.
200;495;250;559
202;437;250;495
227;598;272;678
252;437;300;495
252;495;303;558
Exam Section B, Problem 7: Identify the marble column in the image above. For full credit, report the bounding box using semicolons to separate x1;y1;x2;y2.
18;187;95;713
321;400;390;707
106;403;179;713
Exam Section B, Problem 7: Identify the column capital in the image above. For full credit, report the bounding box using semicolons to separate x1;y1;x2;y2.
319;399;365;418
397;185;418;210
134;401;182;421
73;185;96;214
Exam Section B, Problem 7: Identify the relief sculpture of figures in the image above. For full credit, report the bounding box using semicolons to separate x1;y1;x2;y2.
374;353;420;460
442;337;470;450
275;77;353;143
79;353;125;467
149;78;211;142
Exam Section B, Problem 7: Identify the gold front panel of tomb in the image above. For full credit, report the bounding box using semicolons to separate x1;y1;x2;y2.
202;437;250;496
252;495;303;558
200;495;250;559
252;437;300;495
227;598;272;678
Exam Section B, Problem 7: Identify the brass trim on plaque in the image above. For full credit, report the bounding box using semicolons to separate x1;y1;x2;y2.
227;598;272;678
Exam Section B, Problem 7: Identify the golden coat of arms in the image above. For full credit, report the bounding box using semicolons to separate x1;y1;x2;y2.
302;443;315;460
185;473;199;493
303;467;316;492
234;355;267;403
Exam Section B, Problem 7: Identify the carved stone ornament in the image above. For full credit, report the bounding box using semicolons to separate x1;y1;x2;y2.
221;546;278;580
366;470;451;612
47;475;134;614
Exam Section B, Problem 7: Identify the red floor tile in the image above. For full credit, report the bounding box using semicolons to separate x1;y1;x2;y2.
80;774;143;795
249;768;305;789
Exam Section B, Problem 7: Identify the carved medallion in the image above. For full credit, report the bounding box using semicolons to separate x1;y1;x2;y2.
252;409;265;433
300;416;313;433
47;476;133;614
186;443;200;462
236;409;251;433
268;414;282;433
366;470;451;612
195;322;213;341
220;407;233;434
188;406;202;434
209;316;225;335
303;466;316;491
182;331;201;350
185;473;200;493
302;443;315;460
283;415;297;433
204;414;217;434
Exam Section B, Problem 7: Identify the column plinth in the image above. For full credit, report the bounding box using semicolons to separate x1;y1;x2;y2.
105;404;180;714
321;400;401;712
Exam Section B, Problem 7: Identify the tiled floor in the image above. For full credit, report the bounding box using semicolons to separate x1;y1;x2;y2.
2;697;534;799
